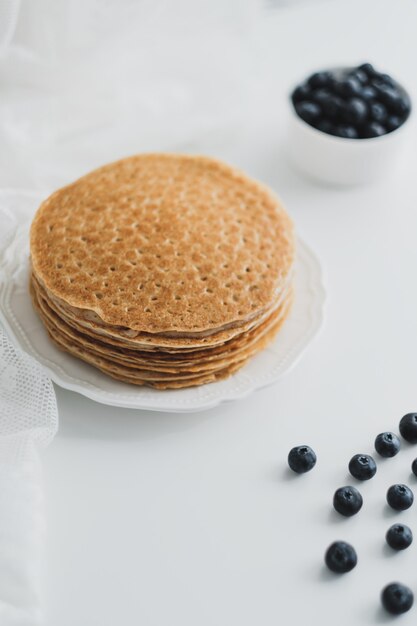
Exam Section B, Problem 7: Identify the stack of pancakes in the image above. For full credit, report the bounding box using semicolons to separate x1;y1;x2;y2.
29;154;295;389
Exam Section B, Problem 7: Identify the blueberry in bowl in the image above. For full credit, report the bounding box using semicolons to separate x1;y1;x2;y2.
288;62;412;185
291;62;411;139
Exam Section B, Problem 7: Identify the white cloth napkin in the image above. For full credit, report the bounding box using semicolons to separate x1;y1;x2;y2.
0;197;58;625
0;0;20;57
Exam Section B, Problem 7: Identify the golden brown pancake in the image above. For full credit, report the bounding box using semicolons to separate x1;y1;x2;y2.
29;154;295;388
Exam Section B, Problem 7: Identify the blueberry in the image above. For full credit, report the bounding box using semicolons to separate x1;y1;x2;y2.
350;69;368;85
381;583;414;615
358;63;378;78
288;445;317;473
370;102;388;124
392;94;411;117
373;83;401;109
333;486;363;517
315;119;335;135
361;86;377;101
311;88;331;105
321;94;344;120
386;115;402;132
334;125;358;139
377;72;396;88
308;71;333;89
292;83;311;104
387;484;414;511
374;432;401;458
399;413;417;443
325;541;357;574
362;122;386;138
348;454;377;480
295;101;321;125
377;87;411;118
344;97;368;124
334;77;362;98
386;524;413;550
412;458;417;477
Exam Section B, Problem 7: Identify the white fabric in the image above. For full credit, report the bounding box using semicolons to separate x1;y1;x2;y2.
0;439;44;626
0;0;20;56
0;199;58;624
0;330;57;454
0;327;58;626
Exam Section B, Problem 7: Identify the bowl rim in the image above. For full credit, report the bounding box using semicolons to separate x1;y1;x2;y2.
288;65;412;144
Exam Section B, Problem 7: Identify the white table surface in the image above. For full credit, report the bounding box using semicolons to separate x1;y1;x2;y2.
9;0;416;624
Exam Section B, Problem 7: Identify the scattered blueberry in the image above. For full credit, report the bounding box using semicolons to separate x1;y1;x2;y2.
349;454;377;480
386;524;413;550
325;541;357;574
399;413;417;443
386;484;414;511
295;101;321;124
374;432;401;458
288;445;317;474
370;102;388;124
412;458;417;477
362;122;386;138
381;583;414;615
333;486;363;517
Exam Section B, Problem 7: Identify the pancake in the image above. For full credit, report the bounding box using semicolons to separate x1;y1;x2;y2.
29;154;295;389
30;276;293;374
30;154;294;334
31;270;293;352
32;289;291;388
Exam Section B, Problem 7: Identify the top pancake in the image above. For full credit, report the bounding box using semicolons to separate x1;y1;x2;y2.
30;154;294;334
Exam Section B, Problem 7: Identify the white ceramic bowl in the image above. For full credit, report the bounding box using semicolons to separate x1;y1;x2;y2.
287;71;412;186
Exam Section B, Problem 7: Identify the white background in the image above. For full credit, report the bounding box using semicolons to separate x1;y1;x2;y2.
2;0;417;624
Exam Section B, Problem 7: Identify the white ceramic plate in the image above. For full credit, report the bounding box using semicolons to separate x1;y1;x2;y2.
0;190;325;412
